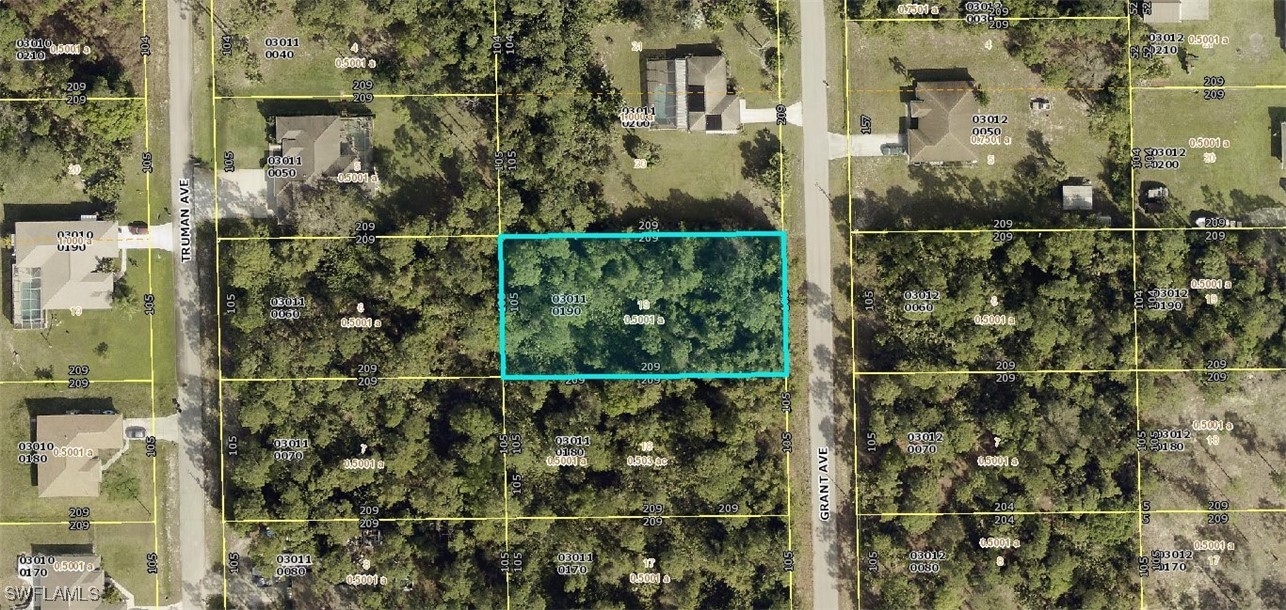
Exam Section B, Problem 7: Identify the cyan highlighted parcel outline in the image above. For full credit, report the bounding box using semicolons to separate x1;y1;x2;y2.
498;231;789;380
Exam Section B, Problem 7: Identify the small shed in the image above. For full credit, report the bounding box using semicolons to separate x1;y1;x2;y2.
1061;184;1093;211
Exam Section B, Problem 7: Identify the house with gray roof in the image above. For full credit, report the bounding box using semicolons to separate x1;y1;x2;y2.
645;52;741;134
10;219;120;329
906;80;979;165
267;114;375;203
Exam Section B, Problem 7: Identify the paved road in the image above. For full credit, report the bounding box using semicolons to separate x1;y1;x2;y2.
799;0;844;608
167;0;209;608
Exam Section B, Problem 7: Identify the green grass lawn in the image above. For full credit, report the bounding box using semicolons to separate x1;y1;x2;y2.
192;17;216;167
118;119;151;225
1;250;157;381
149;442;179;605
217;98;271;170
847;21;1129;229
0;136;85;204
0;384;155;522
592;14;784;109
1134;0;1286;88
214;3;378;97
0;522;161;605
1133;88;1286;226
601;127;779;230
146;252;177;402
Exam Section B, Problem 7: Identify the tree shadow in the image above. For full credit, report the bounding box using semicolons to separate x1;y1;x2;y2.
601;189;775;232
739;128;780;180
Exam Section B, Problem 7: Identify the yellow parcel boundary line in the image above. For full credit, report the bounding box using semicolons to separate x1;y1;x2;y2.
209;0;230;607
771;0;793;605
845;8;864;608
140;0;162;603
1124;8;1147;610
490;1;511;608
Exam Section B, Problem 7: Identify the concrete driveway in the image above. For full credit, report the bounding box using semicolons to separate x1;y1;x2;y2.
218;169;274;218
829;132;903;159
117;223;174;251
741;100;803;126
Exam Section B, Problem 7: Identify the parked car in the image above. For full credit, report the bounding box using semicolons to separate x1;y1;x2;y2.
125;426;147;440
880;143;906;156
128;222;149;235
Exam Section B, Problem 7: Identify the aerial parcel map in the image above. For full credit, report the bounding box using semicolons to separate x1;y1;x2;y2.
0;0;1285;609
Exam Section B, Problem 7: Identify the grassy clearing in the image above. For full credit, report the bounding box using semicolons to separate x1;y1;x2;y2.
212;0;488;97
147;252;176;402
0;384;155;522
151;442;179;605
0;99;146;216
1133;88;1286;227
0;136;85;204
192;13;215;167
1141;372;1286;511
847;21;1128;229
213;2;377;97
216;98;269;170
1143;511;1286;609
1134;0;1286;88
601;127;779;230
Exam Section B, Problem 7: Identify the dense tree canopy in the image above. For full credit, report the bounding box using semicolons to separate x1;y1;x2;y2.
508;380;786;516
862;514;1136;610
503;236;786;375
859;373;1136;515
221;236;498;378
1139;231;1286;368
218;1;800;607
856;232;1135;372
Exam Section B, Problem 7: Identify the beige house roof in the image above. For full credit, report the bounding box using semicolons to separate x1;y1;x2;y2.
907;80;979;164
645;53;741;133
11;221;119;328
18;553;105;610
1141;0;1209;23
35;415;124;498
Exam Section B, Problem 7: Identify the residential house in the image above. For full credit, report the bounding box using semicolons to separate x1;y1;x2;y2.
267;114;374;203
645;52;741;134
907;80;979;165
15;552;105;609
10;219;120;330
35;414;124;498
